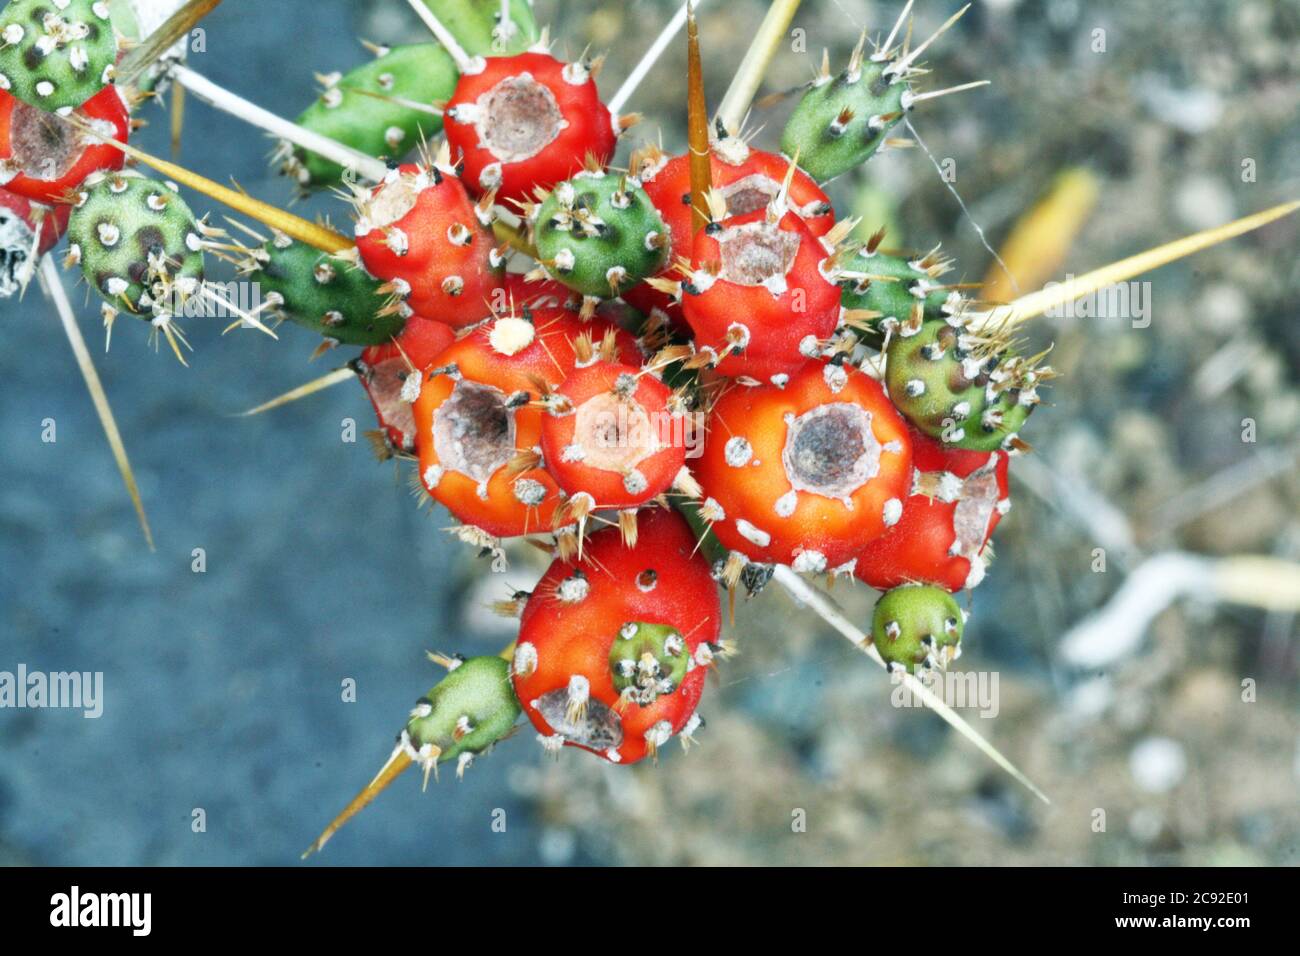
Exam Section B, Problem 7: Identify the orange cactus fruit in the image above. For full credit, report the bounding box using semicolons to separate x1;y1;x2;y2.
512;507;721;764
411;307;638;538
694;358;913;574
539;359;690;515
354;316;458;454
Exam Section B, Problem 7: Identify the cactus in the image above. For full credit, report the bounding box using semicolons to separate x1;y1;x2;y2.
538;355;693;541
512;508;721;764
401;654;522;781
840;231;963;343
419;0;538;56
443;49;620;203
530;169;669;301
870;583;965;674
244;233;404;347
353;156;504;327
780;8;977;183
0;0;119;113
65;169;205;320
25;0;1289;855
0;82;129;204
692;357;913;580
884;315;1050;453
282;43;459;191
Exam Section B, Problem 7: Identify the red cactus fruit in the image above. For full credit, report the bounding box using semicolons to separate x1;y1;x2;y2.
443;51;618;204
678;203;841;383
855;428;1010;592
539;359;691;529
410;307;638;537
354;316;458;454
353;160;504;327
0;85;129;205
512;507;721;764
694;358;912;576
622;139;834;322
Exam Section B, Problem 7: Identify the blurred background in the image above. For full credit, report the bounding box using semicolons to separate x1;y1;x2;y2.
0;0;1296;865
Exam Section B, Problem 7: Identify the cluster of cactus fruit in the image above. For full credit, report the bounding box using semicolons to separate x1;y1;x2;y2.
22;0;1226;851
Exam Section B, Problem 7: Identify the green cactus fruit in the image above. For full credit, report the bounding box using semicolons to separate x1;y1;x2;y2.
0;0;119;114
608;621;690;707
871;583;964;674
779;41;905;183
284;43;459;190
402;655;521;776
66;169;205;318
841;235;962;342
420;0;538;56
885;317;1048;453
248;233;403;346
533;170;669;300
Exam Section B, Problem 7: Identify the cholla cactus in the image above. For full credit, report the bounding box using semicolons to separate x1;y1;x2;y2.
7;0;1293;860
0;0;120;113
